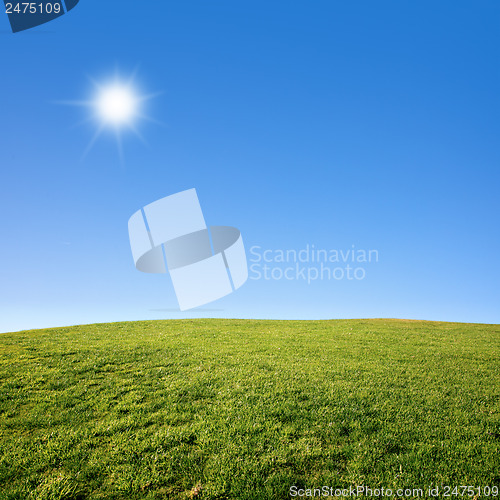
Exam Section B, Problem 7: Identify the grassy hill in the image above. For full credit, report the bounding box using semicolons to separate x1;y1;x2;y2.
0;319;499;499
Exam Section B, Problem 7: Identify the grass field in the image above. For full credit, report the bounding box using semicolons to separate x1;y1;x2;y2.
0;319;499;499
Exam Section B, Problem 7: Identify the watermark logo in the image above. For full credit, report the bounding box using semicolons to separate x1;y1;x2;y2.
4;0;79;33
249;244;379;284
128;188;248;311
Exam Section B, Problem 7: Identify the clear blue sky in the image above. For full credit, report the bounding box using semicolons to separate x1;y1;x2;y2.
1;1;499;333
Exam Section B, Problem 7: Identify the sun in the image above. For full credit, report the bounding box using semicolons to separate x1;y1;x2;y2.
59;69;161;162
96;84;138;126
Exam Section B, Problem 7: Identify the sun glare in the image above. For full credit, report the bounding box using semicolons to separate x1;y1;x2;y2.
96;85;138;126
59;69;161;162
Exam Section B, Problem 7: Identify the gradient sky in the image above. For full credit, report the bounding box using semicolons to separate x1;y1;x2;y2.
1;1;499;333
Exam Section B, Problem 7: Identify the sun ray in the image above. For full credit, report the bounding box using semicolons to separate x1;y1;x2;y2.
127;122;149;147
128;64;141;86
137;91;164;103
136;113;166;127
115;129;125;166
85;73;101;89
81;123;105;161
69;116;95;130
53;99;94;107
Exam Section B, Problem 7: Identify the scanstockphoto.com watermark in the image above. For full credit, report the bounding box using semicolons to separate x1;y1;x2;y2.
289;485;499;498
249;245;379;284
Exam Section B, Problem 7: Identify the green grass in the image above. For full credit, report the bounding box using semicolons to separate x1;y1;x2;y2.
0;319;499;499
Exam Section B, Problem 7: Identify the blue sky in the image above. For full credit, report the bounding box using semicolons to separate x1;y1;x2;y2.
1;1;499;332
